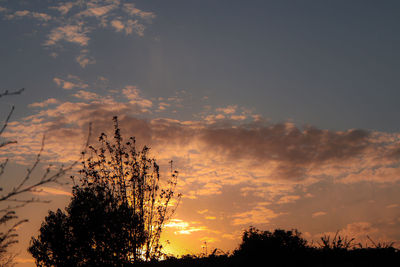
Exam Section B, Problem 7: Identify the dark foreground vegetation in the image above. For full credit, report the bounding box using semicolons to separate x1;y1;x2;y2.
138;228;400;267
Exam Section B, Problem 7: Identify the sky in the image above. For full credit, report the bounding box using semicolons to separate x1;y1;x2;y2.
1;0;400;265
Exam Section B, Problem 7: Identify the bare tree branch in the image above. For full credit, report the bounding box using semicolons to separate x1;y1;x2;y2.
0;88;91;264
0;89;24;99
0;106;15;138
0;124;92;202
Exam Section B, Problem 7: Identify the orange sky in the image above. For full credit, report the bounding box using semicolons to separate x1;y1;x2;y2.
2;90;400;265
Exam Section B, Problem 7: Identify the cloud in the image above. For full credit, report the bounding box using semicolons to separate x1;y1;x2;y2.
79;4;116;18
123;3;156;20
45;24;90;47
230;114;246;121
29;98;60;108
4;88;400;205
158;102;170;111
197;209;208;214
73;90;100;101
110;19;146;36
31;12;52;21
5;0;156;67
43;0;154;47
3;96;399;198
122;86;153;110
4;88;400;251
216;105;237;115
232;203;280;225
5;10;52;21
32;186;72;196
165;219;208;235
312;211;327;218
51;2;75;15
277;195;301;204
53;76;89;90
199;124;372;181
338;164;400;184
76;49;96;68
110;19;124;32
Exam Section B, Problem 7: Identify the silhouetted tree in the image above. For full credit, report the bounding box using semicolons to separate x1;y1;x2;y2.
29;116;180;266
233;227;308;266
29;184;141;266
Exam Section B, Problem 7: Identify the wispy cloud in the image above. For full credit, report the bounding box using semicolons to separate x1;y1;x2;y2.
232;203;280;225
45;24;90;47
6;10;52;22
312;211;327;218
2;86;400;249
110;19;124;32
277;195;301;204
122;85;153;110
50;2;75;15
29;98;60;108
78;3;116;18
76;49;96;68
165;219;208;235
32;186;72;197
73;90;100;101
6;86;400;198
53;75;89;90
3;0;156;67
123;3;156;20
216;105;237;115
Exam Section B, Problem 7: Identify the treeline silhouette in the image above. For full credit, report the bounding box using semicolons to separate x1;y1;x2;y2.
138;227;399;267
28;117;399;266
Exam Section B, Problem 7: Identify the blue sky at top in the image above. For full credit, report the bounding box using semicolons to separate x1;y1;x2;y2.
1;0;400;131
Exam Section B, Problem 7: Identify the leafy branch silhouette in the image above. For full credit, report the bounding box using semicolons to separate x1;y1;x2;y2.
29;116;181;266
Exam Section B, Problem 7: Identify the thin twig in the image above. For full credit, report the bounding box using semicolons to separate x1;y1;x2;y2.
0;89;24;99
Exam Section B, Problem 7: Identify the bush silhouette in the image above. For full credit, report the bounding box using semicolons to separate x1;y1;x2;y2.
233;227;308;266
29;185;140;266
29;117;180;266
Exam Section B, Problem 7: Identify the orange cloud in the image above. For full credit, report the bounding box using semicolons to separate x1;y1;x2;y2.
29;98;59;108
4;85;400;257
4;87;400;238
32;186;72;197
312;211;327;218
232;203;280;225
165;219;208;235
53;76;89;90
277;195;301;204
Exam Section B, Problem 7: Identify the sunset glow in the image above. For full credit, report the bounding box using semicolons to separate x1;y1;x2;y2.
1;1;400;266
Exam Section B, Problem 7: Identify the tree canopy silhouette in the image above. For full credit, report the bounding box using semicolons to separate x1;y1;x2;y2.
233;227;309;265
29;116;180;266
